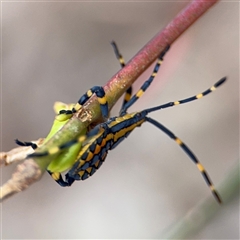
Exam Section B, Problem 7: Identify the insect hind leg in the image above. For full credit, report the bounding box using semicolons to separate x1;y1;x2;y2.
145;116;222;204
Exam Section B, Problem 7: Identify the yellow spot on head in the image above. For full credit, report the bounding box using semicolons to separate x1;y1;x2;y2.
49;147;60;155
197;163;205;172
196;93;203;99
175;138;182;145
136;89;144;98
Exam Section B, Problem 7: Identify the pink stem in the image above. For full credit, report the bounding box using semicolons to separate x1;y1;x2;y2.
105;0;220;109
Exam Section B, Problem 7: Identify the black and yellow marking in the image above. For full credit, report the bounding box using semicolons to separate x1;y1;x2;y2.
120;45;170;115
15;139;38;150
57;86;109;119
27;43;225;204
143;77;226;115
111;41;133;109
145;116;222;203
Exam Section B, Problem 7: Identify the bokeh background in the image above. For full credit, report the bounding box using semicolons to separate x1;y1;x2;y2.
1;1;239;239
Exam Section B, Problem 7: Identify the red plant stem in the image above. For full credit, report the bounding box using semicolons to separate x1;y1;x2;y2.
0;0;220;202
44;0;220;152
104;0;220;109
37;0;220;153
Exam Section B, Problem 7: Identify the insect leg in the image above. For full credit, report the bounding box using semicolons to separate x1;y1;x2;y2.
47;170;72;187
15;139;38;150
70;86;109;119
144;77;227;114
111;41;132;108
145;116;222;204
120;45;170;115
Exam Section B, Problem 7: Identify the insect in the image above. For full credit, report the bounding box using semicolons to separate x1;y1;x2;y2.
19;42;225;203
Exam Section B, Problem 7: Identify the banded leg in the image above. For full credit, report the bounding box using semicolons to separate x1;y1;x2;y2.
47;170;71;187
120;45;170;116
144;77;227;114
111;41;132;108
145;116;222;203
60;86;109;119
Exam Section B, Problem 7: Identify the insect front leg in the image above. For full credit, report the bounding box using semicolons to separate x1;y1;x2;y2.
68;86;109;120
15;139;38;150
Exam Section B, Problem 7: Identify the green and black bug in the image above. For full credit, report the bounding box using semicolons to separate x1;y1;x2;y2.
18;42;225;203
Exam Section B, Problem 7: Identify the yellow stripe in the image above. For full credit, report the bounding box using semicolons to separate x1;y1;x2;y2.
174;101;180;105
79;170;85;177
210;86;216;91
152;72;157;77
197;163;204;172
79;160;85;167
87;90;93;97
136;89;144;98
74;103;82;111
210;185;215;191
78;135;86;143
124;93;131;102
86;167;92;174
94;144;101;154
119;58;124;64
95;161;100;168
86;151;93;161
158;60;163;64
196;93;203;99
175;138;182;145
98;96;107;105
52;172;60;181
